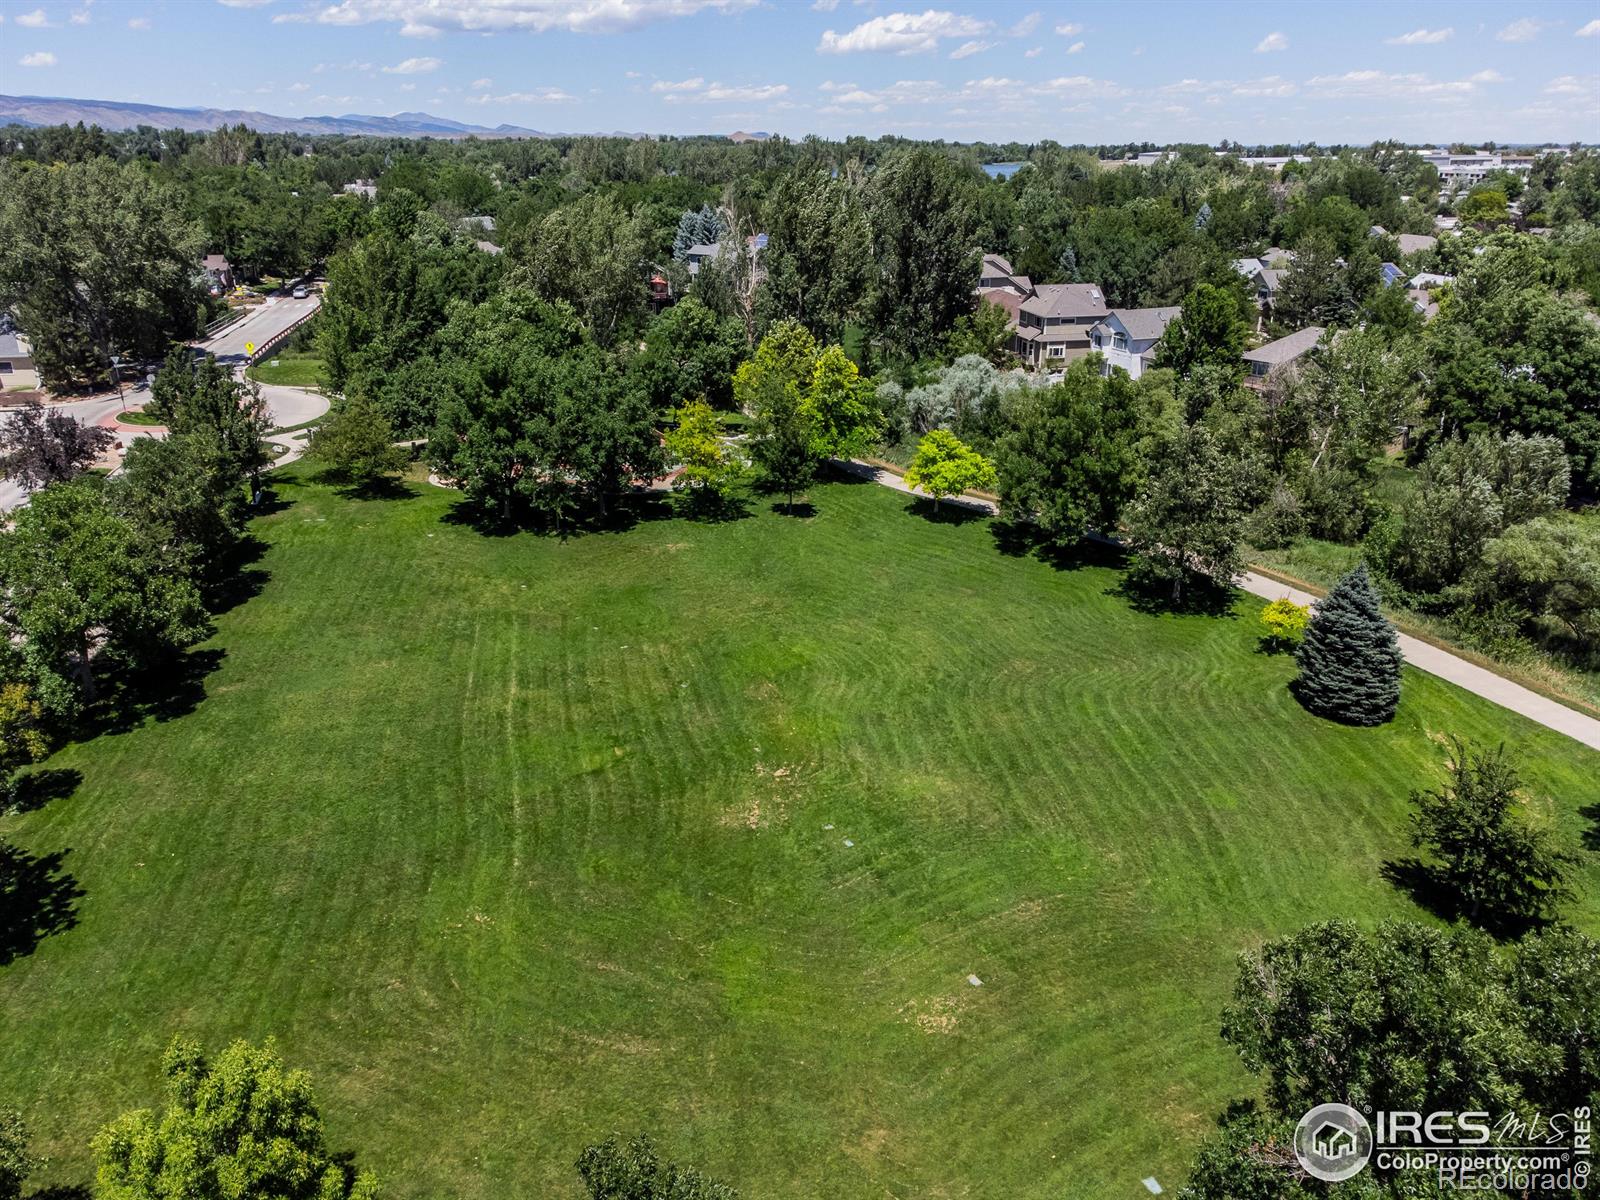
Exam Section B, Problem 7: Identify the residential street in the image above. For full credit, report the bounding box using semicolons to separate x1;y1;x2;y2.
0;291;327;511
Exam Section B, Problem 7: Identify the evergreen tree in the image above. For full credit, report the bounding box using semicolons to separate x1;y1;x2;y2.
1293;563;1402;725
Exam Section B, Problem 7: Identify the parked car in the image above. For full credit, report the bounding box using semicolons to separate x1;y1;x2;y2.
292;285;308;299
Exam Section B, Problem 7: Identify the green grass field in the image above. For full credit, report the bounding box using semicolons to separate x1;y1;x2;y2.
2;467;1596;1198
247;348;326;389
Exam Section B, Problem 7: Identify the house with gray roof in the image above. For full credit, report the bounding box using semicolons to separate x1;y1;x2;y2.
1088;306;1181;379
1395;232;1438;256
1243;326;1324;389
1012;283;1109;368
0;315;39;391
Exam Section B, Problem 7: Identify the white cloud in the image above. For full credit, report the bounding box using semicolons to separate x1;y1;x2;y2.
382;56;441;73
18;50;57;66
1305;68;1506;99
1495;17;1547;42
1066;40;1083;54
657;79;790;102
467;88;576;103
1008;11;1039;37
15;9;51;27
1577;18;1600;37
1544;74;1597;95
811;0;838;8
1053;22;1081;35
128;16;152;29
949;39;993;59
1255;30;1287;52
69;8;91;25
1023;45;1041;58
1385;27;1452;45
285;0;754;36
472;77;492;88
818;10;992;55
288;81;310;91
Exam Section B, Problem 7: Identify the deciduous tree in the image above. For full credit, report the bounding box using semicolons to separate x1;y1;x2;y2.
94;1037;379;1200
0;399;114;490
904;429;996;511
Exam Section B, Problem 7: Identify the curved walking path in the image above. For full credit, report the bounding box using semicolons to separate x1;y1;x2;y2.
841;458;1600;753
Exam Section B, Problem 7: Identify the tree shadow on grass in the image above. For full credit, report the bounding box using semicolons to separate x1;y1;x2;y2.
439;488;678;540
0;840;83;966
79;648;227;740
771;500;816;519
903;496;988;525
989;520;1128;571
27;1186;93;1200
5;768;83;816
1581;804;1600;852
203;533;272;617
1111;570;1239;618
312;469;421;502
1380;857;1551;940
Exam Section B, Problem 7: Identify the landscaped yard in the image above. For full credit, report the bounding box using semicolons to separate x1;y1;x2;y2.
247;347;326;389
2;466;1596;1198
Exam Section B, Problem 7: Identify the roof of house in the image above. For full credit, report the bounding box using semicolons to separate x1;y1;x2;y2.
1232;256;1263;277
1262;247;1296;267
1409;271;1453;288
978;290;1024;322
0;314;29;360
1406;289;1440;320
1379;262;1406;286
1243;326;1325;367
1395;233;1438;255
202;254;230;271
1020;282;1108;321
686;241;721;258
1254;267;1286;292
475;240;503;255
981;252;1016;276
1097;306;1182;342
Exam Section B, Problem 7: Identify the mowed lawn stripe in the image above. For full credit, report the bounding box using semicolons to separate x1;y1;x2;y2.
1;467;1595;1199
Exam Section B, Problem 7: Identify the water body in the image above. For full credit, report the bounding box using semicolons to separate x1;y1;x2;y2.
981;161;1028;180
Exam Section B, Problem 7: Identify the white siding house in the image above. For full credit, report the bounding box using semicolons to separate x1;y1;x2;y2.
1088;307;1181;379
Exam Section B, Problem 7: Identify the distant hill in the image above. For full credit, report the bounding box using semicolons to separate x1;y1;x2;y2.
0;94;553;139
728;130;772;143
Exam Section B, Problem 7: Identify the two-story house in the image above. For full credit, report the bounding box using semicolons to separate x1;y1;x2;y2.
1242;326;1324;390
1087;306;1181;380
1011;283;1109;368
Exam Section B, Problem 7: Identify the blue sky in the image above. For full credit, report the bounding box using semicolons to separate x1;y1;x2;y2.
2;0;1598;143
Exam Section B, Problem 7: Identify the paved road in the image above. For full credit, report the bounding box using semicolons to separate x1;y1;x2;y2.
0;291;328;512
842;458;1600;753
202;294;321;363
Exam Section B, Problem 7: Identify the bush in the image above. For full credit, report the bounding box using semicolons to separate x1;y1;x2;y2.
1258;597;1309;653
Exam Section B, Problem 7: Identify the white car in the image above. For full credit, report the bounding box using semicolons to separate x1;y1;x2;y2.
292;285;308;299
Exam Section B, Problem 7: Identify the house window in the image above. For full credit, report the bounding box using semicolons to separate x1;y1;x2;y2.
1112;333;1127;351
0;362;13;374
1091;333;1102;348
1250;361;1270;376
1047;343;1065;356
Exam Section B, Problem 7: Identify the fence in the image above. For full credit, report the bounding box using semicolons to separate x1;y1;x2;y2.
245;304;320;366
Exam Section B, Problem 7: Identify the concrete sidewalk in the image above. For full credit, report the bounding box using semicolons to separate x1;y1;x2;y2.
841;458;1600;753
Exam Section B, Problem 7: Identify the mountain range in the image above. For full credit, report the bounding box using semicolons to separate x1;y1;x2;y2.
1;94;557;139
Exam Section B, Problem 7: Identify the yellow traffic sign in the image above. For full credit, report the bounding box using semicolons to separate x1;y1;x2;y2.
244;341;256;356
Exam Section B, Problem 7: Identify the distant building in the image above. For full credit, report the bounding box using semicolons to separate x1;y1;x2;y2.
1379;262;1406;288
201;254;234;295
1088;306;1181;380
0;315;38;390
343;180;378;200
1243;326;1324;390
